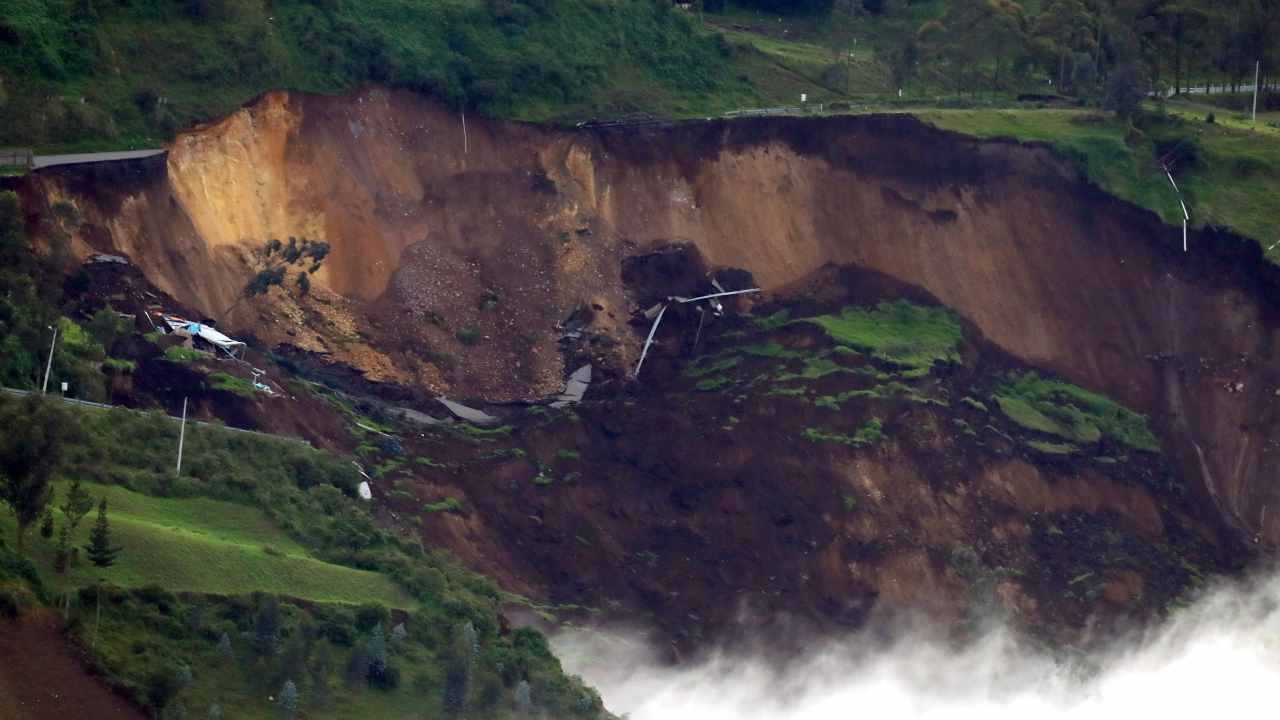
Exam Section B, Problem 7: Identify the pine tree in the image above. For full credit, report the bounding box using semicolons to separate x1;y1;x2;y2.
84;498;121;568
54;523;70;574
61;476;94;531
278;679;299;719
84;498;121;648
366;624;388;678
39;508;53;538
309;643;333;708
252;596;282;657
444;621;478;715
217;632;234;661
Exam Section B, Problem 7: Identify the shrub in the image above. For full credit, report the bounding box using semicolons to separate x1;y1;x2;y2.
163;346;204;364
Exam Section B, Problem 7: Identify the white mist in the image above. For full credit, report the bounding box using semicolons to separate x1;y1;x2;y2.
556;573;1280;719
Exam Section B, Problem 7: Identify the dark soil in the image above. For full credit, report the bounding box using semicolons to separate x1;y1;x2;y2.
0;612;145;720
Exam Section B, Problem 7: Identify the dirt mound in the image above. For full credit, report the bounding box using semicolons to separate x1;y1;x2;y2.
0;613;144;720
20;87;1280;549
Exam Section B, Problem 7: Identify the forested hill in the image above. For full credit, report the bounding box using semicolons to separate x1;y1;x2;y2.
0;0;746;148
3;0;1279;151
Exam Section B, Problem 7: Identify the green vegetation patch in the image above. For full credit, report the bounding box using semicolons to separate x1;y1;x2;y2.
454;423;514;440
685;354;742;378
73;581;602;720
695;376;735;392
208;371;255;398
0;482;413;607
162;345;204;364
776;354;849;381
993;371;1160;452
1026;440;1080;455
740;342;802;359
802;418;884;447
101;357;137;373
423;497;463;513
752;309;792;331
800;300;963;371
816;381;944;409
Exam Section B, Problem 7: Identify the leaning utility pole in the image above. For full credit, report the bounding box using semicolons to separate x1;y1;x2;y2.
1253;60;1261;125
41;324;57;394
175;396;188;476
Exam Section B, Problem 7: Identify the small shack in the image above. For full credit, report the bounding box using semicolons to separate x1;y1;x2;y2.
160;314;247;360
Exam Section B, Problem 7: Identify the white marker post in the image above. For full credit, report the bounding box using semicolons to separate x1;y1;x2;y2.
1180;199;1190;252
175;396;188;477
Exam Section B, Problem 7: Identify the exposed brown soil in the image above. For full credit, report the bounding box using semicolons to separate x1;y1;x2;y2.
366;268;1238;657
0;612;145;720
18;88;1280;560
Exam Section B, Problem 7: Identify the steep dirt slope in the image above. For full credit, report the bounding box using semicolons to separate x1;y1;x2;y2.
0;613;145;720
20;87;1280;548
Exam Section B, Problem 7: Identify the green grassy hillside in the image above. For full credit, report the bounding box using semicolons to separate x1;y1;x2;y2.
0;481;415;607
0;393;608;719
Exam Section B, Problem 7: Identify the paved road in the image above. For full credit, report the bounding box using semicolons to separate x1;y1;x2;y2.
32;149;165;170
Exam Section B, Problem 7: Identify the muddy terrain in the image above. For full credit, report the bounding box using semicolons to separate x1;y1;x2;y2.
17;85;1279;604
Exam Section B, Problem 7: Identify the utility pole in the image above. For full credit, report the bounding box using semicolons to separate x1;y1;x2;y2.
1253;60;1261;125
41;324;58;394
175;396;188;476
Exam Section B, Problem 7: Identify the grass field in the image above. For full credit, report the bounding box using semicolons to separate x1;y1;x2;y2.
913;107;1280;262
0;482;414;608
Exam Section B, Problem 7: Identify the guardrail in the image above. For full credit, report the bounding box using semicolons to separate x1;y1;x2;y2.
0;386;311;447
0;147;34;171
723;104;823;117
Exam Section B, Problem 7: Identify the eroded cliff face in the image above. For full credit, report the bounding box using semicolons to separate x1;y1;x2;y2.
24;87;1280;550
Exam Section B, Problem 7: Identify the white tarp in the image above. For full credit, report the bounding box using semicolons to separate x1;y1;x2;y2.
551;364;592;408
162;315;246;356
437;397;500;425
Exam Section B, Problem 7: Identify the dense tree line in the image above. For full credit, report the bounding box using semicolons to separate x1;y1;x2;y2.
728;0;1279;102
899;0;1280;100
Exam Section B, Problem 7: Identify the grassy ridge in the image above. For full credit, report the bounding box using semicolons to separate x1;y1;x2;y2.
915;106;1280;262
0;482;414;607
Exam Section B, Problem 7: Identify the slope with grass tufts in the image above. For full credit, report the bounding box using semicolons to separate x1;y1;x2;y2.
0;481;414;607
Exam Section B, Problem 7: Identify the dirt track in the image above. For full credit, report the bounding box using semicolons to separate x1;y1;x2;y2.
20;88;1280;548
0;614;143;720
